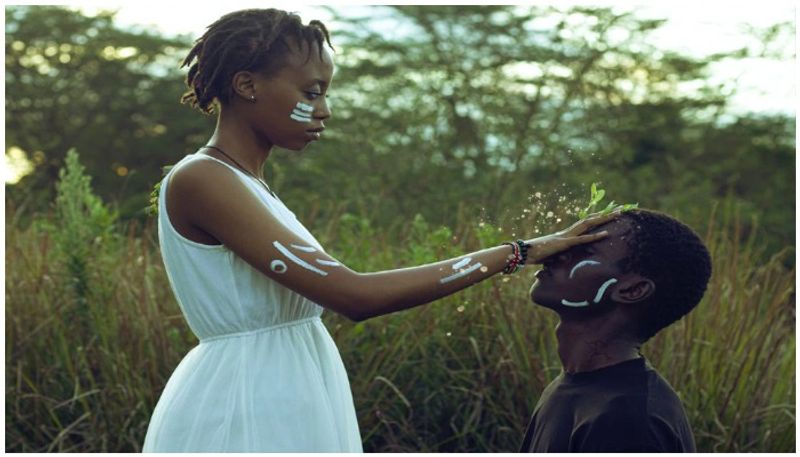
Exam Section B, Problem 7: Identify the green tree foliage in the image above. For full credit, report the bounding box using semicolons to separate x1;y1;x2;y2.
5;5;794;254
5;6;210;218
273;5;793;255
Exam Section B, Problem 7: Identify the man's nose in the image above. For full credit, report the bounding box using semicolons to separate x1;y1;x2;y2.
542;251;570;268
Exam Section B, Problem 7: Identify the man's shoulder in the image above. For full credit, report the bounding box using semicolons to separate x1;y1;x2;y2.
582;364;695;452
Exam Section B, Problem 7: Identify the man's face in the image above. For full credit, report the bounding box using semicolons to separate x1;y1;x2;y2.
530;218;635;315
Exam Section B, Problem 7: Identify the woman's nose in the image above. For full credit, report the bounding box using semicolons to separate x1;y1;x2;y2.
315;97;331;120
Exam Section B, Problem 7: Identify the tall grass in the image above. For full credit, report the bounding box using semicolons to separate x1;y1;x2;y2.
5;154;795;452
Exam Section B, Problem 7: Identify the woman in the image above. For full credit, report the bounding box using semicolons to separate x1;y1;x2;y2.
143;8;615;452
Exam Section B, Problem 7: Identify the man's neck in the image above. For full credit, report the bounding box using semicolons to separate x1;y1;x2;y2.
555;312;641;374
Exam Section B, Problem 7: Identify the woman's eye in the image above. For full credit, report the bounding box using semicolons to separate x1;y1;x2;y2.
305;91;322;100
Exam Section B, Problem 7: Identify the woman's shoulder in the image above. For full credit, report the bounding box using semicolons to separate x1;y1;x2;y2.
168;154;246;195
166;154;252;219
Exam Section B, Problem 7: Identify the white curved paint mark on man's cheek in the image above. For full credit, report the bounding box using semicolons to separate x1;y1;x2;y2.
561;299;589;307
569;260;601;278
593;278;618;303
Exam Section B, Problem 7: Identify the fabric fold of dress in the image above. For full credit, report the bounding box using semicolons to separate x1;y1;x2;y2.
143;153;362;452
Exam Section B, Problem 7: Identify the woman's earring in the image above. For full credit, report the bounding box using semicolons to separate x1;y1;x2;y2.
250;95;257;102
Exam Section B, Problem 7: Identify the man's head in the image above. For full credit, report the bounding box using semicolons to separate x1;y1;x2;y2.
530;209;712;342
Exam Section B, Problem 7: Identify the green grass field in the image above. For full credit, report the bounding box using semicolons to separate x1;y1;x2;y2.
5;155;795;452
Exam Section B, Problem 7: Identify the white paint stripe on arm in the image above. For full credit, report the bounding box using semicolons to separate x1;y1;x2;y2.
273;241;328;276
440;262;483;284
270;259;288;274
316;259;340;267
290;244;317;253
452;257;472;270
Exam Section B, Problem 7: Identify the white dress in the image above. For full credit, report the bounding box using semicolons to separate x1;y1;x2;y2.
142;153;362;452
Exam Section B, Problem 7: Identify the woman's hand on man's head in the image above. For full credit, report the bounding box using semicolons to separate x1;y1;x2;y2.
524;210;622;264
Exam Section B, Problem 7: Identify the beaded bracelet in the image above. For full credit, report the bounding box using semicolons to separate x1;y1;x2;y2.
502;239;531;275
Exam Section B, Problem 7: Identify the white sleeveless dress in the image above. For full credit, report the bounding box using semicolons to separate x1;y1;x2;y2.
142;153;362;452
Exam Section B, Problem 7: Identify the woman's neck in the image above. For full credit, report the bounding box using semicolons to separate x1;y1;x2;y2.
207;110;272;179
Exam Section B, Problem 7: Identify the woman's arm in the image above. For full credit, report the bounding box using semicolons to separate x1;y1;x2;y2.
169;159;614;321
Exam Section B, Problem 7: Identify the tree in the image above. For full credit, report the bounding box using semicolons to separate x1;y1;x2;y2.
5;6;210;218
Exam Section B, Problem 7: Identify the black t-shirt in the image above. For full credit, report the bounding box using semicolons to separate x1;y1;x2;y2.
520;357;696;453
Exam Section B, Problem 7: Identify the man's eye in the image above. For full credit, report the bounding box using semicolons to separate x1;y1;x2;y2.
305;91;322;100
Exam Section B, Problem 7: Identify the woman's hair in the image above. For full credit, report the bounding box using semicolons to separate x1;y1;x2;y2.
180;8;333;114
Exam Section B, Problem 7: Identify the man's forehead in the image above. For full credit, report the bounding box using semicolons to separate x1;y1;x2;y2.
584;218;635;252
588;217;633;236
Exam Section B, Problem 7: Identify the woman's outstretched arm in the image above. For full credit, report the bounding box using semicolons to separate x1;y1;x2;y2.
169;158;616;321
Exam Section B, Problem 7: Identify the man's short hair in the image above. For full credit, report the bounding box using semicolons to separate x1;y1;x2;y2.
618;209;712;342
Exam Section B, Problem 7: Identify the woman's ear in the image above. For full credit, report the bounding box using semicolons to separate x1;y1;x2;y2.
231;71;257;102
611;276;655;304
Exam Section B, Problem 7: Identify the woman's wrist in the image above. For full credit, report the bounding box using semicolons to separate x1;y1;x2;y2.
501;239;530;275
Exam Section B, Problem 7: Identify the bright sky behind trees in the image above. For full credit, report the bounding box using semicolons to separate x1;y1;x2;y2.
93;0;796;115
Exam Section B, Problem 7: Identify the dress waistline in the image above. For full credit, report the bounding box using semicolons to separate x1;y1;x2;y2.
199;316;322;343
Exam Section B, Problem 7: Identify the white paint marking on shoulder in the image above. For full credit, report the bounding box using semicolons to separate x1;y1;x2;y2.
290;244;317;253
316;259;340;267
273;241;328;276
270;259;288;274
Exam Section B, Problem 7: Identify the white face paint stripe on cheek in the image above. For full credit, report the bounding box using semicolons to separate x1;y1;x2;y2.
290;113;312;123
273;241;328;276
561;299;590;307
593;278;618;303
290;101;314;123
569;260;601;278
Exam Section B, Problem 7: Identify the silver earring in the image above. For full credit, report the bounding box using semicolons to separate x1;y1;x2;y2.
250;95;256;102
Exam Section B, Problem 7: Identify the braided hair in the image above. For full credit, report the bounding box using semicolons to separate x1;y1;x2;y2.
618;209;712;342
181;9;333;114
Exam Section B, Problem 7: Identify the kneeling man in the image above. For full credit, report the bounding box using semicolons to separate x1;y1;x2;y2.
521;209;711;452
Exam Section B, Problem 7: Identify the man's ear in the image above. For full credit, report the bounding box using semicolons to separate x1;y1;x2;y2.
231;71;257;101
611;275;655;304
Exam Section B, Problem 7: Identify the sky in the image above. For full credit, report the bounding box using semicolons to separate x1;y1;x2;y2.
81;0;796;116
2;1;796;184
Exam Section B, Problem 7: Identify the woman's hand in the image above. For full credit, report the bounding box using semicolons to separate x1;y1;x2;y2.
524;210;621;264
